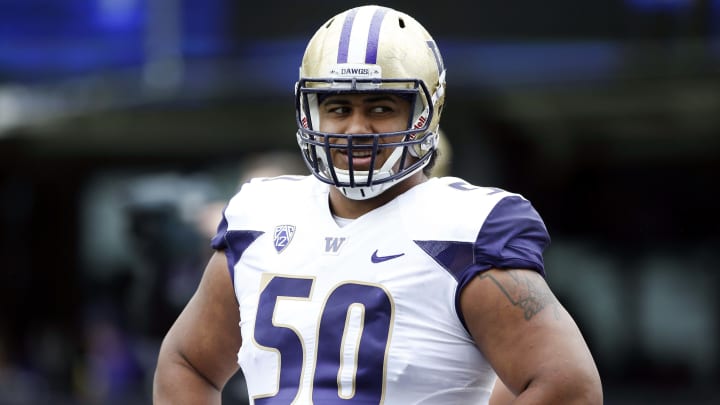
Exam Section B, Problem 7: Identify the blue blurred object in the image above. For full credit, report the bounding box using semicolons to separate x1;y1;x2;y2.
440;40;622;88
625;0;694;12
0;0;230;81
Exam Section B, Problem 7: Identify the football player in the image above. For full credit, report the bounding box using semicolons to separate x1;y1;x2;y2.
154;5;602;404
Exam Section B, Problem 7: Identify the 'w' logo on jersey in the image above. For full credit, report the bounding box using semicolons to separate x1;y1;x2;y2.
324;237;347;255
273;225;296;253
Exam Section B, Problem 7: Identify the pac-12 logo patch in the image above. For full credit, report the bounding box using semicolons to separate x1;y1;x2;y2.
273;225;296;253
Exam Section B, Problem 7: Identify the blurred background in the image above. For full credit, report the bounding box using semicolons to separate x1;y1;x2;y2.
1;0;719;404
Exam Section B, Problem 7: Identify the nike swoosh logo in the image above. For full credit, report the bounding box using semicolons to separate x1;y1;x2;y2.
371;250;405;263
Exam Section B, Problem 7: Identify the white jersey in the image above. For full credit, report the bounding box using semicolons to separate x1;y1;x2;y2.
212;175;549;405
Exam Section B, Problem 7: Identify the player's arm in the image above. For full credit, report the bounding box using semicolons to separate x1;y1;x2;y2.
153;251;241;404
461;268;602;404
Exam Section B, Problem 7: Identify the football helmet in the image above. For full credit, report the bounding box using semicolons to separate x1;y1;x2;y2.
296;5;446;200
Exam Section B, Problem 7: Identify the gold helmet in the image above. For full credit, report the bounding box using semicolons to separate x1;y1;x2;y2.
295;5;447;200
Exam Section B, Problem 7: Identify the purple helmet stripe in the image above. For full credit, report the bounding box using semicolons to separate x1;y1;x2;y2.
337;7;359;63
365;7;388;64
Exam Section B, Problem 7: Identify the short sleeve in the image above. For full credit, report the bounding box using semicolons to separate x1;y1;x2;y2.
210;206;229;250
472;195;550;275
450;194;552;300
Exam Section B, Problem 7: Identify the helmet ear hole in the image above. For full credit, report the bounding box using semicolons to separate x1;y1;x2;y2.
398;17;405;28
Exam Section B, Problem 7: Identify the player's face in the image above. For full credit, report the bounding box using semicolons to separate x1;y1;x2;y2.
318;93;411;171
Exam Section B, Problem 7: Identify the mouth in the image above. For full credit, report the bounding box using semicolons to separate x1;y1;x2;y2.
336;147;375;170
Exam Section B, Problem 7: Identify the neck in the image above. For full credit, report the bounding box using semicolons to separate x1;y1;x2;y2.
329;171;428;219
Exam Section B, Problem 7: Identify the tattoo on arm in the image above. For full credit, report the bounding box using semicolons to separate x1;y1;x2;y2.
478;271;556;320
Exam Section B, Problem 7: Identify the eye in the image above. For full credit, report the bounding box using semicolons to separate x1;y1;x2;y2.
370;105;393;114
325;105;350;115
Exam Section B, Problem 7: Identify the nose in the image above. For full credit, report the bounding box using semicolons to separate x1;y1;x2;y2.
345;110;373;135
